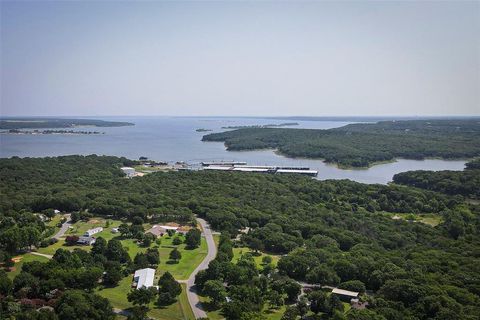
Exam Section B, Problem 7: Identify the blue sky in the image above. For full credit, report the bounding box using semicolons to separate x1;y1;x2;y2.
1;1;479;116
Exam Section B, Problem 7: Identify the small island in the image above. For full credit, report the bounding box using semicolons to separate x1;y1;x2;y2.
195;128;213;132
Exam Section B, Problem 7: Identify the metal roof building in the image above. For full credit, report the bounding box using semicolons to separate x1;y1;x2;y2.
133;268;156;289
331;288;359;299
83;227;103;237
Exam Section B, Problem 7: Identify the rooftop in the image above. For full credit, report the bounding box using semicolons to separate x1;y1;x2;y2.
133;268;156;289
331;288;359;297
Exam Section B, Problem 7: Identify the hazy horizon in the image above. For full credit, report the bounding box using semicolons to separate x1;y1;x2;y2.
1;1;479;117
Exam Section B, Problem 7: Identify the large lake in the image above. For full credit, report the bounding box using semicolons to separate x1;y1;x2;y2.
0;116;466;184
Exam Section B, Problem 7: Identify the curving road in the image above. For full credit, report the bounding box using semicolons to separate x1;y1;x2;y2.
53;214;72;239
185;217;217;319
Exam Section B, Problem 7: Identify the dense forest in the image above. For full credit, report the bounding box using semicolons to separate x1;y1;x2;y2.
0;118;134;129
202;119;480;167
393;159;480;199
1;155;479;319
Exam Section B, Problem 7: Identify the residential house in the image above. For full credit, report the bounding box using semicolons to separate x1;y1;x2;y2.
77;236;96;245
146;225;178;237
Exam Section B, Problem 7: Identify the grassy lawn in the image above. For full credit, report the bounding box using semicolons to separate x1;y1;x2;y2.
47;214;63;228
417;214;443;227
156;235;208;280
198;294;224;320
65;218;123;241
199;293;286;320
213;234;220;247
7;253;50;279
148;284;194;320
263;305;287;320
233;247;281;268
37;239;89;255
97;277;194;320
389;212;443;227
133;165;172;173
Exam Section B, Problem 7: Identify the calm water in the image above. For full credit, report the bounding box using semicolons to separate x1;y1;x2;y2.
0;116;466;184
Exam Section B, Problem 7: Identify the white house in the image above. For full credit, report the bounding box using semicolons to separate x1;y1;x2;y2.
83;227;103;237
111;227;119;233
133;268;156;289
121;167;136;177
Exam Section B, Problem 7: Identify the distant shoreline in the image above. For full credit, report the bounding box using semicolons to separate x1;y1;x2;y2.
0;118;134;130
1;129;105;135
221;122;299;129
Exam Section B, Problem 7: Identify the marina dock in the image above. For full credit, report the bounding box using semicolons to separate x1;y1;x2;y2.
203;163;318;176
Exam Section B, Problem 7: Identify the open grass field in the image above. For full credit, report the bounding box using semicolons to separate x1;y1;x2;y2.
47;214;63;229
157;235;208;280
133;165;172;173
65;218;123;241
389;212;443;227
97;277;194;320
37;239;88;255
199;293;287;320
7;253;49;279
233;247;281;268
198;294;223;320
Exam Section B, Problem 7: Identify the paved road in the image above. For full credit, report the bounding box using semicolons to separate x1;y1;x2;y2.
53;214;72;239
185;217;217;319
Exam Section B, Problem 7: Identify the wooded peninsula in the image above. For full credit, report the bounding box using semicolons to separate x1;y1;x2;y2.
202;119;480;167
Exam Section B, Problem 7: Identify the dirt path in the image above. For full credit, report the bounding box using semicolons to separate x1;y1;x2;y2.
30;251;53;259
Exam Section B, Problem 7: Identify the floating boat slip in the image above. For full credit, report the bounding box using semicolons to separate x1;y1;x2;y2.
276;169;318;177
201;161;247;166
